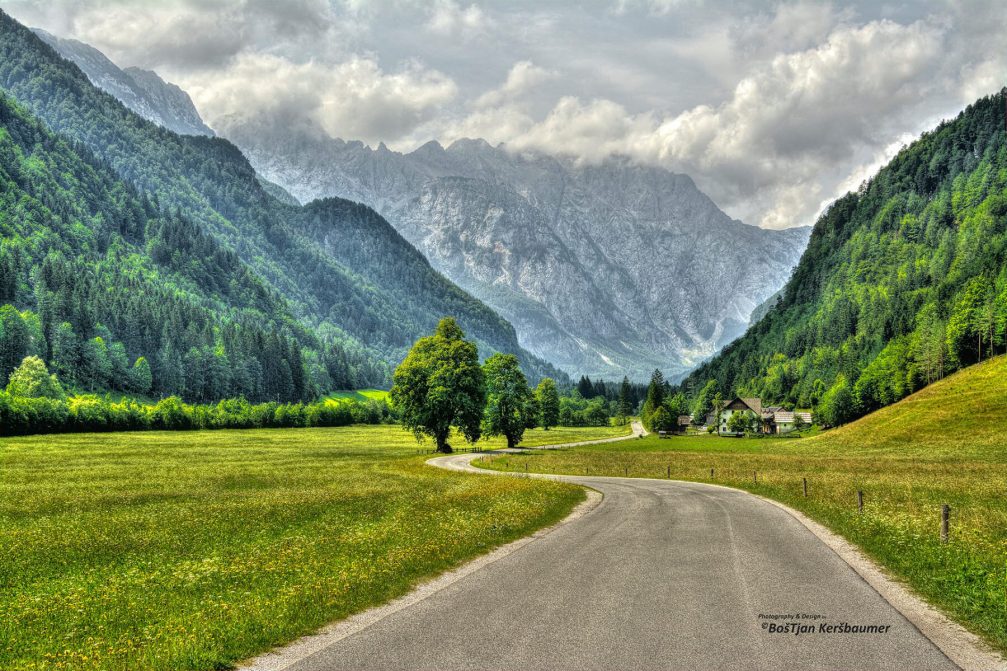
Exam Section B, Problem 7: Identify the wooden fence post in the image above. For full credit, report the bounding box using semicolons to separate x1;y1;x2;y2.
624;465;628;477
857;490;864;514
667;465;671;479
710;468;714;479
753;470;757;484
803;477;808;497
941;504;950;544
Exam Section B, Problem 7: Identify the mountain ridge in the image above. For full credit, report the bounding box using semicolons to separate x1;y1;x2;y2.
31;28;215;137
220;114;810;380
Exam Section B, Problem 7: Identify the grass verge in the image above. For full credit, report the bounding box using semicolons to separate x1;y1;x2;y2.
479;357;1007;654
0;424;624;670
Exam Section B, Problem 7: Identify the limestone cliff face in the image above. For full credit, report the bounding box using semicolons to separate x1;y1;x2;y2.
223;119;810;380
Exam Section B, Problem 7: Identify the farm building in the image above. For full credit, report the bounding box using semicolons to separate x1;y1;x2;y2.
717;397;812;435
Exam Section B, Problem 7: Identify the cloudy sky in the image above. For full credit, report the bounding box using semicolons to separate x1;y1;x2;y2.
2;0;1005;229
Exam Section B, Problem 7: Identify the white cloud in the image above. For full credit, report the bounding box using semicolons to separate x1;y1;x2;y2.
436;17;958;228
10;0;341;70
426;1;491;38
6;0;1006;230
612;0;694;16
186;53;458;144
473;60;555;108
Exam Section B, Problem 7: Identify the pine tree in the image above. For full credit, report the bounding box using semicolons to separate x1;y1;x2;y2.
641;369;666;431
0;304;29;385
81;337;112;391
617;376;633;424
129;357;153;395
50;321;79;386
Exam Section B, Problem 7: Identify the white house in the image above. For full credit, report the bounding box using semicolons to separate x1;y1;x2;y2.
717;397;812;435
717;397;762;436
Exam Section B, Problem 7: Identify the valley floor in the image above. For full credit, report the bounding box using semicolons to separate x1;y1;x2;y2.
480;356;1007;655
0;424;626;670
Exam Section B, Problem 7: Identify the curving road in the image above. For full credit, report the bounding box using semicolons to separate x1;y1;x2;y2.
249;426;975;671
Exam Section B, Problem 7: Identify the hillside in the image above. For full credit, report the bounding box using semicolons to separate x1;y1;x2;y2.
218;117;810;381
0;10;561;389
681;90;1007;423
802;354;1007;457
0;90;345;400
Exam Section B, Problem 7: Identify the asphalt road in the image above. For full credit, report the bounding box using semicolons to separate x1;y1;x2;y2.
275;447;958;671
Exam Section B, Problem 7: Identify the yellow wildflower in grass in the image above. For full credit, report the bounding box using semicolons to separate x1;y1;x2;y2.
0;424;623;670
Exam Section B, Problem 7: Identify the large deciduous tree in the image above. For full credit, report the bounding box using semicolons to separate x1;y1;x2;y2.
535;377;560;430
5;356;65;399
483;353;533;449
726;410;753;435
390;318;485;453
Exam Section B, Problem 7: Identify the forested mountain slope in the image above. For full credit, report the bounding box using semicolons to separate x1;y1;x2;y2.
0;11;559;386
681;90;1007;425
0;91;353;401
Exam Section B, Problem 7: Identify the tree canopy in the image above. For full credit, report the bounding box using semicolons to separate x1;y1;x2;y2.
5;356;64;399
482;353;533;449
390;318;486;453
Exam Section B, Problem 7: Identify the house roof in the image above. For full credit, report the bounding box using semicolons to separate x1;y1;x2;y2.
772;411;813;424
677;415;692;426
720;397;762;414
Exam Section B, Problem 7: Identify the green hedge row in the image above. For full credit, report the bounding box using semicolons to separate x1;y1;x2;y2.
0;394;391;436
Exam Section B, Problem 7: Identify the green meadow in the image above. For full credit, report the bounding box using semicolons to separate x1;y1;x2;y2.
326;389;390;403
481;356;1007;653
0;424;624;671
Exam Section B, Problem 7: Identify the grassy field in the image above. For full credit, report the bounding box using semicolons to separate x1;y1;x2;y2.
0;423;623;670
480;357;1007;653
325;389;389;403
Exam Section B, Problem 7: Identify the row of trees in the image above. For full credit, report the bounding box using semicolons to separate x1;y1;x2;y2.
0;356;390;436
391;319;567;452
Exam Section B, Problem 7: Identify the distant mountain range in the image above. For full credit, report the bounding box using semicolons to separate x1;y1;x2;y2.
27;20;811;382
0;10;561;401
219;117;810;379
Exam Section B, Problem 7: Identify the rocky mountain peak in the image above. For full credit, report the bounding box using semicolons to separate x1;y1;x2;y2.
223;121;810;380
